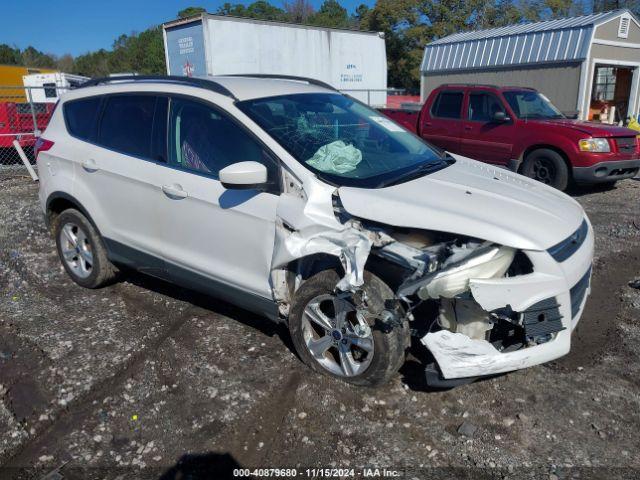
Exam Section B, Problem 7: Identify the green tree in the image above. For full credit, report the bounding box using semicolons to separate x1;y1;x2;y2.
178;6;206;18
0;44;20;65
309;0;350;28
20;46;57;68
245;1;287;20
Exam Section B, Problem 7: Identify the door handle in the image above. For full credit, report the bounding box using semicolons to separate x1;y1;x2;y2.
161;184;188;199
464;125;473;130
81;158;99;172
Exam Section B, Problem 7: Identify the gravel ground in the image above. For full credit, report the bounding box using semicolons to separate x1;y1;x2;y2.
0;175;638;479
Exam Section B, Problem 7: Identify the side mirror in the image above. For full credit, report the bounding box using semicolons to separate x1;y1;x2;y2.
219;161;268;190
492;111;510;122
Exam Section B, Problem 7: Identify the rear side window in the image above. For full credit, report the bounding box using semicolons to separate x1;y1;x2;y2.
98;95;157;158
431;91;463;119
64;97;101;140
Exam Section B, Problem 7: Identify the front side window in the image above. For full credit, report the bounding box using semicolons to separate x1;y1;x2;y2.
502;91;564;120
64;97;101;140
237;93;448;188
168;97;277;183
468;92;506;122
431;91;464;119
98;95;157;158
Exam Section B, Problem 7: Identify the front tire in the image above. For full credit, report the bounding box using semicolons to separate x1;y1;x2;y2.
54;208;117;288
521;148;569;191
288;270;408;387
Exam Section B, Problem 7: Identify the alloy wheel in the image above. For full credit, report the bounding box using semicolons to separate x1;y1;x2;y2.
301;294;374;377
59;222;93;279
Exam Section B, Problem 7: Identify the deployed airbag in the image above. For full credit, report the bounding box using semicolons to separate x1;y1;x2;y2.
306;141;362;174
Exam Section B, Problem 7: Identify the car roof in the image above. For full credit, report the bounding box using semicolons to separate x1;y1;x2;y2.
438;83;537;92
73;74;336;101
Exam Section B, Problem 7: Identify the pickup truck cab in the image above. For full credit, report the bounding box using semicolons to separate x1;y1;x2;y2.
380;85;640;190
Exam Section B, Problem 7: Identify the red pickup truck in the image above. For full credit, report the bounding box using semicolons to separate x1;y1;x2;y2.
379;84;640;190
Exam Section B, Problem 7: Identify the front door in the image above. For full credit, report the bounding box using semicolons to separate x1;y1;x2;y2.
460;91;515;165
159;96;280;302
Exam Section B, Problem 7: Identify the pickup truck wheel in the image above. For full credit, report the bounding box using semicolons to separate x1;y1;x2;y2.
522;149;569;191
54;208;118;288
288;269;408;387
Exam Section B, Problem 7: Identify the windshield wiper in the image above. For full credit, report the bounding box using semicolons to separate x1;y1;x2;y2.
380;158;453;188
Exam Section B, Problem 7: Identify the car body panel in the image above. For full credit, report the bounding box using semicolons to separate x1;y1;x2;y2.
338;155;584;251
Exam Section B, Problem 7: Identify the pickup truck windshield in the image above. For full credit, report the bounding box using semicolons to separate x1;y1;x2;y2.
237;93;449;188
503;91;564;120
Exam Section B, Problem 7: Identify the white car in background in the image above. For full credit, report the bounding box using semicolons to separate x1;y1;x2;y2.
36;75;593;387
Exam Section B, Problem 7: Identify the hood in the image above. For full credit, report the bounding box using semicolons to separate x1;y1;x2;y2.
338;156;585;251
531;119;637;137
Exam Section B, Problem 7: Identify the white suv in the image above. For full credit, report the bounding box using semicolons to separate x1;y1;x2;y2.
37;75;593;387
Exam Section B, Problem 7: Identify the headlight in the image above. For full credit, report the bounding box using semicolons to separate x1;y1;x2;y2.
418;246;516;299
579;138;610;152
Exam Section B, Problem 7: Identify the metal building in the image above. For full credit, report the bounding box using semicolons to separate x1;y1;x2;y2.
420;9;640;121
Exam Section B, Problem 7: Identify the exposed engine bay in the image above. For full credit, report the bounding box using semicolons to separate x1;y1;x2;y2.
269;173;581;385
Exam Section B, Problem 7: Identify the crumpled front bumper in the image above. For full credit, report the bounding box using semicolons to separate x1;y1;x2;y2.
422;218;594;380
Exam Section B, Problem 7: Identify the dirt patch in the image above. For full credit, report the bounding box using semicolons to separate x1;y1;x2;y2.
557;248;640;369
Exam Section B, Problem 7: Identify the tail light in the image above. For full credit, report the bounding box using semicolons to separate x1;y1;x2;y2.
34;137;54;159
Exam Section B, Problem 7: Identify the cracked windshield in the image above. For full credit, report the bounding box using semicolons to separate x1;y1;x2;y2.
238;93;447;187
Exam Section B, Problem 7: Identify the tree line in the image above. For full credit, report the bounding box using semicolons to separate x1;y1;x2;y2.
1;0;638;92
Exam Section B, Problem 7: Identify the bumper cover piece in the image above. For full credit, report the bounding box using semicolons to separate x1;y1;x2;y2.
573;159;640;183
570;266;591;319
522;297;564;339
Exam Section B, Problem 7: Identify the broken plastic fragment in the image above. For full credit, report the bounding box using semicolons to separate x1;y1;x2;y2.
306;140;362;174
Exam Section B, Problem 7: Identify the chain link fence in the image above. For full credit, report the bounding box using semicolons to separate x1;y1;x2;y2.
0;85;68;182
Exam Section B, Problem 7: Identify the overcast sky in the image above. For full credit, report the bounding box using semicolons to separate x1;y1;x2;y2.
3;0;375;57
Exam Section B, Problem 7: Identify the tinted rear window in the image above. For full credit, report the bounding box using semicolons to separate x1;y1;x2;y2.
98;95;156;158
64;97;101;140
432;91;463;119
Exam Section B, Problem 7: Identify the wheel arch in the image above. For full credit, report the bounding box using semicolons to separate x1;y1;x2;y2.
279;251;406;309
46;191;101;235
520;144;572;178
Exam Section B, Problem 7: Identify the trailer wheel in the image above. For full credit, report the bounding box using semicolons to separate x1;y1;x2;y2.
522;148;569;191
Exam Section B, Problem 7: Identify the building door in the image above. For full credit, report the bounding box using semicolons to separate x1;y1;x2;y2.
589;65;637;122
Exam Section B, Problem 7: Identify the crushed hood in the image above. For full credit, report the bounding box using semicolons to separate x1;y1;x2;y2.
338;156;585;251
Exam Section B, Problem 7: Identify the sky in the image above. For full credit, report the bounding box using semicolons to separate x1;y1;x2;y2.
3;0;376;57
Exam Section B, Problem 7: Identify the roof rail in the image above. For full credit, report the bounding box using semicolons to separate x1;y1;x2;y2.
77;75;237;100
223;74;336;91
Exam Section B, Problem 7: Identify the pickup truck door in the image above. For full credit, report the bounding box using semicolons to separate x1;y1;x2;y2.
460;91;515;165
419;89;464;154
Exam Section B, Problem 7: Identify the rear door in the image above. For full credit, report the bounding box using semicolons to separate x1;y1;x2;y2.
419;89;464;153
67;93;169;276
460;90;516;165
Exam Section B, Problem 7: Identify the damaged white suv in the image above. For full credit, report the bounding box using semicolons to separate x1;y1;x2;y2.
38;75;593;387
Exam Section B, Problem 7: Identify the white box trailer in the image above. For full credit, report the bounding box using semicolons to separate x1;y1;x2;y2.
162;14;388;106
22;72;89;103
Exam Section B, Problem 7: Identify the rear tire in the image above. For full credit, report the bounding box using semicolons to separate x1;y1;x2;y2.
521;148;569;191
54;208;117;288
288;269;408;387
